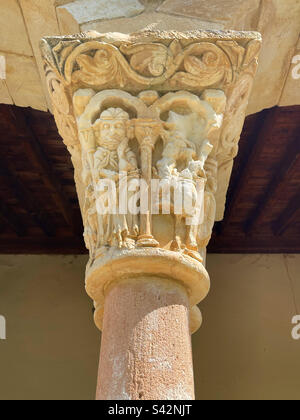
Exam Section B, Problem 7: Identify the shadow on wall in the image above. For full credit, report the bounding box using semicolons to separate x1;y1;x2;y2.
0;254;300;399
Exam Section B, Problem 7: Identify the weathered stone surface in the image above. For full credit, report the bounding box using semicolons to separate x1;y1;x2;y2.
157;0;261;30
279;41;300;107
54;0;72;5
247;0;300;115
19;0;63;110
139;0;165;10
40;29;260;400
4;53;47;110
156;0;300;115
40;36;260;394
40;29;259;339
41;30;261;226
57;0;145;34
97;277;194;400
0;55;12;104
0;0;33;56
79;12;223;34
0;80;13;105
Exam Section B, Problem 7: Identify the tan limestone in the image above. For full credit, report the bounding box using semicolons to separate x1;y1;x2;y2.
41;29;261;233
4;52;47;110
0;0;33;56
80;12;222;34
247;0;300;114
75;13;223;35
57;0;145;34
279;40;300;107
157;0;261;31
55;0;73;5
0;80;13;105
19;0;63;110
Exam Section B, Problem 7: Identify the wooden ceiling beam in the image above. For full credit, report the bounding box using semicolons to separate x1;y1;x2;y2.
218;107;278;235
8;106;80;236
0;103;299;253
244;137;300;234
209;229;300;253
0;156;56;237
272;191;300;236
0;236;86;254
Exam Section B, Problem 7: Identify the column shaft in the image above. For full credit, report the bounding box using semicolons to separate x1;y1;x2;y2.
96;276;194;400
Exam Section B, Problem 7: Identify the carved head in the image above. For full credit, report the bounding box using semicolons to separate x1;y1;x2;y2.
162;127;186;145
93;108;129;150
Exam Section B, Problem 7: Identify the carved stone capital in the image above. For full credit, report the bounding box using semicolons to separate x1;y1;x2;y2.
41;30;261;333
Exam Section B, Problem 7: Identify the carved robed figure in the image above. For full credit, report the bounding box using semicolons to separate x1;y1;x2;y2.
80;105;142;257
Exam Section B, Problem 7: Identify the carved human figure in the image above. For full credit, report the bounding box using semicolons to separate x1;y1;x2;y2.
156;112;214;259
89;107;139;250
157;122;197;179
175;144;213;260
93;108;137;177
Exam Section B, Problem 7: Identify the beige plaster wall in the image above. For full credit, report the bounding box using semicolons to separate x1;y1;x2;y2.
0;254;299;400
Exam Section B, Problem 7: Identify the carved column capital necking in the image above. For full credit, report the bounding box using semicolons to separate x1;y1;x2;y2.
40;30;261;333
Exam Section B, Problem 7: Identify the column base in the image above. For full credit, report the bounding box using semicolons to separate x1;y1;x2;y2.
86;247;210;310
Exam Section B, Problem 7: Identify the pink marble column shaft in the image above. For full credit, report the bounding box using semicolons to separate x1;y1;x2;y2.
96;276;194;400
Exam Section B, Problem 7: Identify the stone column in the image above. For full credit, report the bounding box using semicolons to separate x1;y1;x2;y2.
96;277;194;400
40;30;261;400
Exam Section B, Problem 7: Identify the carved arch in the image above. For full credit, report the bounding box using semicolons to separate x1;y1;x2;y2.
76;89;150;130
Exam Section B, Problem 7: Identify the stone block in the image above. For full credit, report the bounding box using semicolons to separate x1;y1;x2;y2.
80;12;223;34
0;0;33;56
19;0;63;110
54;0;72;5
0;80;13;105
247;0;300;115
4;53;47;111
157;0;261;30
57;0;145;34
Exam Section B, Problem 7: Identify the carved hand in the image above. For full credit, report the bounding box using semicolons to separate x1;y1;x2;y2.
117;138;129;158
98;168;119;181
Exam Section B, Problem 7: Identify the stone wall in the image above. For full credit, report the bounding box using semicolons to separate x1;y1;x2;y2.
0;0;299;114
0;254;299;400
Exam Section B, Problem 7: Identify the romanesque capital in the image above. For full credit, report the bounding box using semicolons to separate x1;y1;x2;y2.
40;30;261;333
